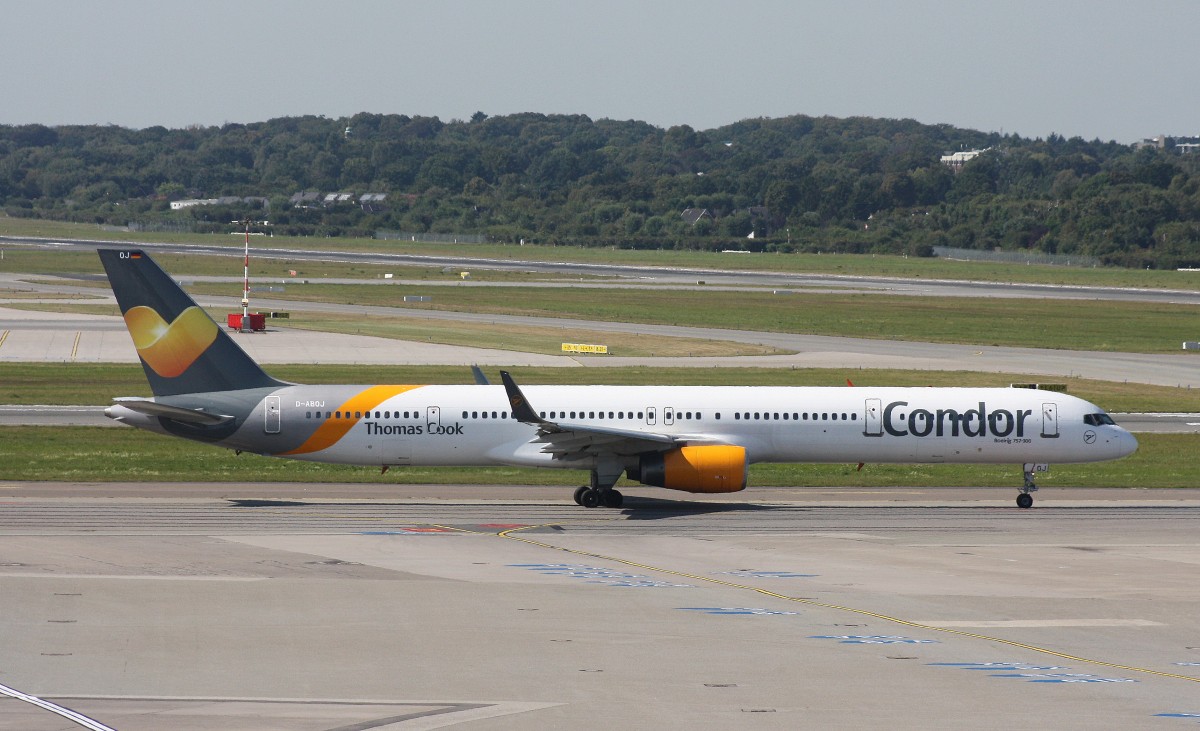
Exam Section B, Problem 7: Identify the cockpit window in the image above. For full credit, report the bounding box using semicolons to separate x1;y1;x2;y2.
1083;413;1116;426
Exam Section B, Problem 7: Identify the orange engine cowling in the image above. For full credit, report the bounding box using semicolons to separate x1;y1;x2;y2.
629;445;748;493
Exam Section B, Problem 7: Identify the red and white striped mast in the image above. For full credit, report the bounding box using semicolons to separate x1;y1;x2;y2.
240;217;250;333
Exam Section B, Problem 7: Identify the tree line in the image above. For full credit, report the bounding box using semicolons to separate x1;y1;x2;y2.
1;112;1198;268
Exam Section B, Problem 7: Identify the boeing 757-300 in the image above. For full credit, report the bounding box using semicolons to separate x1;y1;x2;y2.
98;248;1138;509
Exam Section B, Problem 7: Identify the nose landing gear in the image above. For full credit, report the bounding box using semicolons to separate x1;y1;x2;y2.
1017;463;1045;509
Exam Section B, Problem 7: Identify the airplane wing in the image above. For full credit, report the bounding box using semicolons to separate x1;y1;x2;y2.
111;397;235;426
500;371;679;461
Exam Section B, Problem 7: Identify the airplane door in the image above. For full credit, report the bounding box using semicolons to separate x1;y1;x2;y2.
426;405;441;431
664;407;675;426
390;441;412;466
264;395;281;434
645;407;656;426
863;398;882;436
1041;402;1059;438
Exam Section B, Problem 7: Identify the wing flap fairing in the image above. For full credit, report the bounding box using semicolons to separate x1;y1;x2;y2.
500;371;681;461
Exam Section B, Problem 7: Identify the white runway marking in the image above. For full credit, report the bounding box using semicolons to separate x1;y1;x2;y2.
0;682;116;731
916;619;1163;628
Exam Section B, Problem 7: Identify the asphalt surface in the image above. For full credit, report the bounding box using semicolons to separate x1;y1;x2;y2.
1;297;1197;388
8;235;1200;304
1;486;1199;730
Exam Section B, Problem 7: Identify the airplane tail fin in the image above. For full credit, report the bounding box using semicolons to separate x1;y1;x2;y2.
99;248;287;397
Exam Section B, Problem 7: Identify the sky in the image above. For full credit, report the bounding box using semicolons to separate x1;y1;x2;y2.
2;0;1196;143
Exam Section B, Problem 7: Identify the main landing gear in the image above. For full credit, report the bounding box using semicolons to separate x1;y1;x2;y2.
1017;463;1043;509
573;467;624;509
573;485;623;508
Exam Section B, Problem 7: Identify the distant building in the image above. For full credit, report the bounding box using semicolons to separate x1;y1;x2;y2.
1134;135;1200;153
680;208;713;225
170;198;217;210
289;191;321;208
939;148;990;172
1135;135;1169;150
359;193;388;213
170;196;267;211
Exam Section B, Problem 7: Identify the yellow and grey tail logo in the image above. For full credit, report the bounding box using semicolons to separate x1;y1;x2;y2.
124;305;218;378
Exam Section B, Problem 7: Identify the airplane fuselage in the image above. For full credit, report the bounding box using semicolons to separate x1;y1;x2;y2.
97;247;1140;509
107;384;1136;472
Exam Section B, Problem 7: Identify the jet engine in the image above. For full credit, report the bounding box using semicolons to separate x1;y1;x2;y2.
628;445;748;493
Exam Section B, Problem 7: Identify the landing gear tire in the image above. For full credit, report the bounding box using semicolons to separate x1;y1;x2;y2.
580;489;602;509
1016;493;1034;509
601;489;624;509
573;486;589;506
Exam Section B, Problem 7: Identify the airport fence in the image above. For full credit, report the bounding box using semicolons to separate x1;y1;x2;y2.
933;246;1099;268
375;230;488;244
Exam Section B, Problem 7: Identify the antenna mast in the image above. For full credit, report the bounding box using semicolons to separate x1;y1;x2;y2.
240;217;250;333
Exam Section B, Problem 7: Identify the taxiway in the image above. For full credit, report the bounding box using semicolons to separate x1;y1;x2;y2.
1;486;1199;729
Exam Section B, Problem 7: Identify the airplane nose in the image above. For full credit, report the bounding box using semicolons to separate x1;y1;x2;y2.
1115;429;1138;457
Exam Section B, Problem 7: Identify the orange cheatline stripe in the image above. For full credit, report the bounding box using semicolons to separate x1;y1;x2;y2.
279;385;425;456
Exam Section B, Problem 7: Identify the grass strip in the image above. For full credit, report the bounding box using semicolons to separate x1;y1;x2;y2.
2;216;1197;290
182;281;1199;354
5;244;1198;354
0;426;1188;488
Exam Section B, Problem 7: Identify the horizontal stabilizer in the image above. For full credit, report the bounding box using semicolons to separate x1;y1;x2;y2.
111;397;234;425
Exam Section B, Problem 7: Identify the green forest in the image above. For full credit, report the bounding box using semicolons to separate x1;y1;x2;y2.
2;112;1199;268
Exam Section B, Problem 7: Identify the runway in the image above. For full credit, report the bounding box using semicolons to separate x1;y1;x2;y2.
2;238;1199;387
8;236;1200;305
2;302;1198;388
1;485;1199;730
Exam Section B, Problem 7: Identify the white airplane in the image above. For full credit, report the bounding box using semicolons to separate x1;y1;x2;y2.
99;248;1138;509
